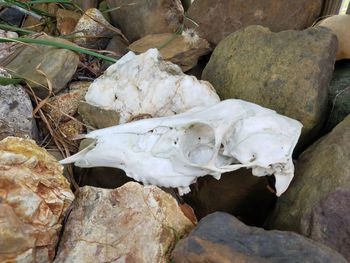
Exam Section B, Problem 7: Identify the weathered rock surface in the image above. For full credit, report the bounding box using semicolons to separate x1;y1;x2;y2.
0;29;18;60
129;32;211;71
202;26;337;145
268;115;350;261
100;34;129;71
0;84;37;140
85;48;219;124
0;137;74;262
187;0;323;45
172;212;347;263
106;0;184;42
318;15;350;60
4;35;79;98
43;81;90;123
184;169;276;226
73;0;98;11
55;182;194;263
324;60;350;131
56;8;81;35
73;8;118;49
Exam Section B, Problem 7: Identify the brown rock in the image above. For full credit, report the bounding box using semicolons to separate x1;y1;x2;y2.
106;0;184;42
101;34;129;71
129;32;211;71
72;0;98;11
187;0;323;45
78;101;120;129
0;137;74;262
54;182;194;263
202;26;337;147
56;9;81;35
59;119;84;138
184;169;276;226
172;212;348;263
267;115;350;260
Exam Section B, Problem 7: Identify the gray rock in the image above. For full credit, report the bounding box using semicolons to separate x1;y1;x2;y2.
106;0;184;42
325;60;350;131
187;0;323;46
172;212;347;263
267;115;350;261
202;26;337;146
0;84;37;140
184;169;276;226
54;183;194;263
4;35;79;98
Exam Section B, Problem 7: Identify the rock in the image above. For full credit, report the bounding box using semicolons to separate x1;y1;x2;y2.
202;26;337;145
320;0;343;16
73;8;118;49
106;0;184;42
318;15;350;60
184;169;276;226
324;60;350;131
56;8;81;35
4;35;79;98
0;137;74;262
85;49;219;124
101;34;129;71
0;7;25;27
172;212;347;263
187;0;324;46
59;119;84;138
72;0;98;11
22;3;58;33
54;182;194;263
129;32;211;72
43;81;90;123
267;115;350;260
0;29;18;61
0;83;38;140
78;101;120;129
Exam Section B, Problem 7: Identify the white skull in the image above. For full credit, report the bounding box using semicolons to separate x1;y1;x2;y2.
60;99;302;196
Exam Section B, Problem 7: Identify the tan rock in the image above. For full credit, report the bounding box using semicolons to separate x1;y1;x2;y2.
318;15;350;60
129;32;211;71
55;182;194;263
56;9;81;35
187;0;323;46
106;0;184;42
59;119;84;138
44;81;90;123
0;137;74;262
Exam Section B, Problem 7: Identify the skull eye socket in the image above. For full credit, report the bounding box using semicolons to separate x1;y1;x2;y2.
180;123;216;165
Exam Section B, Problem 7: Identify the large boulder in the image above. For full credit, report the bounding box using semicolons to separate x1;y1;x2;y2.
324;60;350;131
202;26;337;146
267;115;350;261
172;212;347;263
106;0;184;42
0;83;38;140
187;0;323;46
54;182;194;263
0;137;74;262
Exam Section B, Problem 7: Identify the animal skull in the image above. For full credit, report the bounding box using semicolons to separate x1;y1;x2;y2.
60;99;302;196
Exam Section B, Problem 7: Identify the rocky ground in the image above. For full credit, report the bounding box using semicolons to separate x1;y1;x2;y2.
0;0;349;262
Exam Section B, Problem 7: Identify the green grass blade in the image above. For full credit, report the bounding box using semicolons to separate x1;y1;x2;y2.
0;23;35;34
0;76;23;85
0;37;117;63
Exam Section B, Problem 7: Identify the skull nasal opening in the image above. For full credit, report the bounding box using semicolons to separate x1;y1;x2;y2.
180;123;216;165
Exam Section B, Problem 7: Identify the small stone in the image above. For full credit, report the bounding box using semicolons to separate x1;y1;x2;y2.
187;0;324;45
318;15;350;60
43;81;90;123
0;29;18;61
172;212;347;263
59;119;84;138
267;115;350;261
54;182;194;263
129;32;211;71
4;35;79;98
0;137;74;263
72;0;98;11
56;8;81;35
100;34;129;71
0;83;38;140
106;0;184;42
73;8;118;49
202;25;337;146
